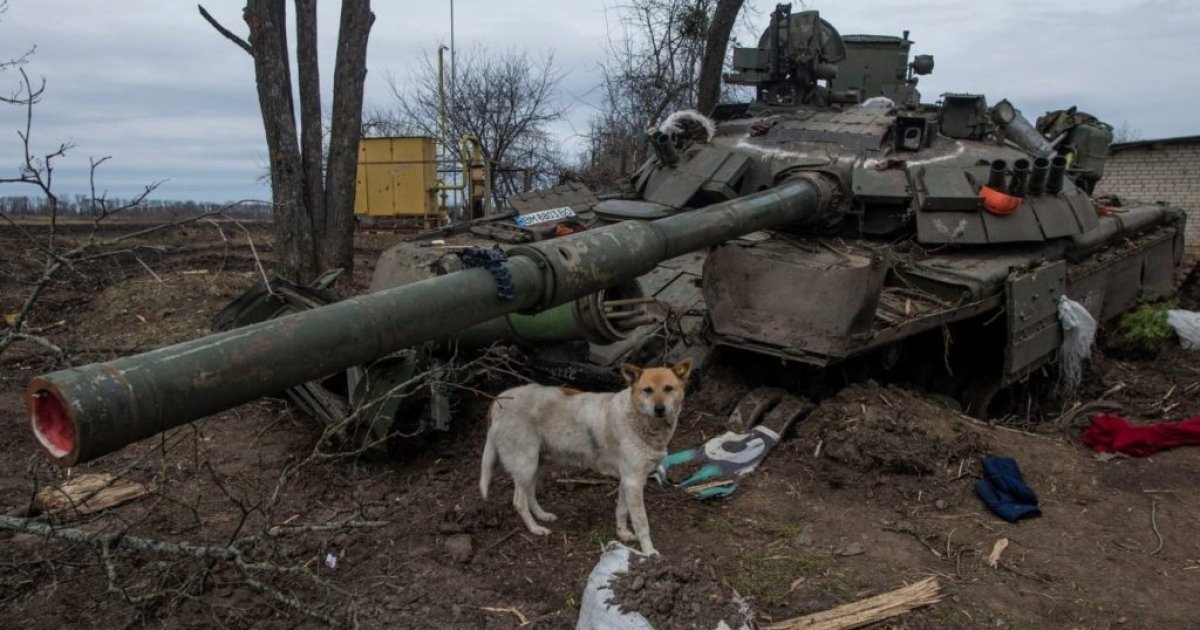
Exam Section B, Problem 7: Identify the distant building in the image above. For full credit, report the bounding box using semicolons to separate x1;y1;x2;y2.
1094;135;1200;254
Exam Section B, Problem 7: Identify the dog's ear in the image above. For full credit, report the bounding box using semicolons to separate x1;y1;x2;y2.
671;357;694;381
620;363;642;386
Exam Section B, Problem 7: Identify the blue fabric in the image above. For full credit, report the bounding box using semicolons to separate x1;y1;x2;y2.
975;456;1041;523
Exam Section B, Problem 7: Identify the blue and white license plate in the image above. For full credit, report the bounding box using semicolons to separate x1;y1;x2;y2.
514;206;576;227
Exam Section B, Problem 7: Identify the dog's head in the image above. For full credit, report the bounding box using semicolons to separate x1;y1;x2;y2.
621;359;693;423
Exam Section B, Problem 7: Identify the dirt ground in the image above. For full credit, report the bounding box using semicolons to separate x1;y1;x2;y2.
2;219;1199;629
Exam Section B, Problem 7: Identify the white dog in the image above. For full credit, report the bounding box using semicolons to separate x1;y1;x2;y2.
480;359;693;555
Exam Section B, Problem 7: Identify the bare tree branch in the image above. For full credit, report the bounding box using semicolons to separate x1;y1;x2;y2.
577;0;713;187
0;0;36;105
0;511;384;626
387;45;568;207
197;4;253;56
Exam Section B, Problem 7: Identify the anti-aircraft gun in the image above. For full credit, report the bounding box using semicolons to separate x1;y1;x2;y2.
25;4;1184;466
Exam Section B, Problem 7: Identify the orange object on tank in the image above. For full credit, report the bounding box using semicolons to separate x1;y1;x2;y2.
979;185;1022;216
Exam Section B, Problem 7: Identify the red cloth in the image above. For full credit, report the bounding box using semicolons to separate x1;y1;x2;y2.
1083;414;1200;457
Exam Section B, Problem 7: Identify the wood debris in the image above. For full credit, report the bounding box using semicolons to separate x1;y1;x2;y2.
763;577;941;630
481;605;528;626
35;473;152;522
986;538;1009;568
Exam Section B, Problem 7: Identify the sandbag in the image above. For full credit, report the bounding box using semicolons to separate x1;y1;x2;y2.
576;543;655;630
576;542;749;630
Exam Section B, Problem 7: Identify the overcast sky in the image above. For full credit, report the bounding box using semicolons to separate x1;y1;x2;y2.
0;0;1196;203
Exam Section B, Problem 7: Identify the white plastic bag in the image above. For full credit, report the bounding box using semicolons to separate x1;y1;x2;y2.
576;543;655;630
1167;310;1200;349
575;543;750;630
1057;296;1097;392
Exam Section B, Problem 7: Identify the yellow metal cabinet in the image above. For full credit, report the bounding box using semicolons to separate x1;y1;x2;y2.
353;137;437;218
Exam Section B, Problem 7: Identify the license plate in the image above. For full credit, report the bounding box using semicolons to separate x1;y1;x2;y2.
514;206;576;227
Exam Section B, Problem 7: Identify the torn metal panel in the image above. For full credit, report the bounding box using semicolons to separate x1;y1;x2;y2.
1004;261;1066;376
704;238;887;359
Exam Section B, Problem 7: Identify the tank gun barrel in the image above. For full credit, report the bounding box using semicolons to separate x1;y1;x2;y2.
26;176;832;467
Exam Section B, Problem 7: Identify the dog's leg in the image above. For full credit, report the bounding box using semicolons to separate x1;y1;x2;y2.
615;482;635;543
622;476;657;555
528;469;557;522
511;468;551;536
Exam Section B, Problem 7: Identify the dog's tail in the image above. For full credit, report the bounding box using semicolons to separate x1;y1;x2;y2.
479;430;497;501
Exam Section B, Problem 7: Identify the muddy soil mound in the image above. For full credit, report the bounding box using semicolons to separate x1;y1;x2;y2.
794;382;986;479
609;554;746;629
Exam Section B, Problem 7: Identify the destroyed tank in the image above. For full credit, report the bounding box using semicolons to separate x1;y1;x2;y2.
372;5;1183;414
24;4;1185;466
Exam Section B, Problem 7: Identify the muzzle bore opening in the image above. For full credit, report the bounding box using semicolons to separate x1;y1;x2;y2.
30;389;74;459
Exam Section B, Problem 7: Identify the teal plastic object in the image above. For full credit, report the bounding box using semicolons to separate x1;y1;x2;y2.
654;425;783;500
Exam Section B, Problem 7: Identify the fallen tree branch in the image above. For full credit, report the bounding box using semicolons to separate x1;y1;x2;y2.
1150;499;1164;556
1;514;235;560
481;605;529;625
0;510;386;625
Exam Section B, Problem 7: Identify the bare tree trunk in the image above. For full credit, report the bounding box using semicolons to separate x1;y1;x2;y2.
295;0;327;254
321;0;373;276
697;0;743;115
243;0;316;282
203;2;372;284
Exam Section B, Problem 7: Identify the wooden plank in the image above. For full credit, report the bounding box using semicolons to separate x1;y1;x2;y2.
35;473;152;523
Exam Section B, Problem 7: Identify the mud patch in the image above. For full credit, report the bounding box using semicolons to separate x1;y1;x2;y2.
795;382;986;480
609;554;746;629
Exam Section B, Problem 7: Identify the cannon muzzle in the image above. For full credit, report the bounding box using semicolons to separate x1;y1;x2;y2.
27;176;833;466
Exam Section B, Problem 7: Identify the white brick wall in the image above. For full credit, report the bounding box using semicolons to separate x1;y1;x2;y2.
1094;141;1200;254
